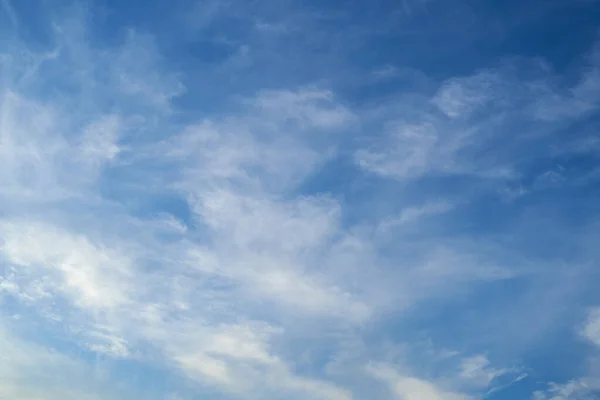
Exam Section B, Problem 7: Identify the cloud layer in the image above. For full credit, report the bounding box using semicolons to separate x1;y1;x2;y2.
1;1;600;399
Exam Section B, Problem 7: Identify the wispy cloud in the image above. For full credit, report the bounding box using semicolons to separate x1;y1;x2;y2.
0;0;18;28
583;307;600;347
1;1;600;399
532;308;600;400
0;321;131;400
367;362;473;400
355;43;600;184
0;220;134;309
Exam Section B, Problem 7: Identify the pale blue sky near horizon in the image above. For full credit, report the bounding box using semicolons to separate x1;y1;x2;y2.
1;1;600;399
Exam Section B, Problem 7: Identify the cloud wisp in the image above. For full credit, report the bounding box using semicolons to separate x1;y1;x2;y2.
1;1;600;400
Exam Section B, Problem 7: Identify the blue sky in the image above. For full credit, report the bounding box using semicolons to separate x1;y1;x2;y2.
1;0;600;399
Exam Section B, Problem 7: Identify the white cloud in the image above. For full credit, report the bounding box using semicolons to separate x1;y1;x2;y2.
169;116;325;193
175;352;234;385
78;115;122;165
355;121;442;179
2;32;363;399
367;363;472;400
354;115;514;181
432;72;500;119
373;65;400;80
583;308;600;347
251;89;353;129
0;22;177;205
530;44;600;121
356;40;600;182
378;201;454;232
2;31;363;397
112;31;185;112
139;316;353;400
458;355;507;389
0;321;128;400
85;325;131;358
364;347;520;400
180;185;370;321
532;379;600;400
534;307;600;400
0;214;355;399
2;4;600;400
0;221;134;309
158;91;371;322
0;91;68;199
